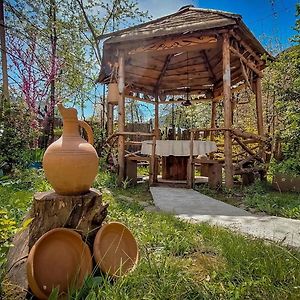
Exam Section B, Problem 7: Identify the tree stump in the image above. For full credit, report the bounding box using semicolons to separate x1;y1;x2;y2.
3;188;108;299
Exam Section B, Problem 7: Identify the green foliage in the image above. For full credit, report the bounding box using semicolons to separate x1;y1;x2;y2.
263;7;300;175
0;210;17;281
244;181;300;219
0;103;40;174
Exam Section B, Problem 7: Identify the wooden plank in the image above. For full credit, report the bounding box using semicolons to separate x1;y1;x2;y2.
164;64;208;76
149;135;157;185
223;33;234;188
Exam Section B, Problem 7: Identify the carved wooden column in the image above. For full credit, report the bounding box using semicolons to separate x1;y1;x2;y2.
118;52;125;185
222;33;233;188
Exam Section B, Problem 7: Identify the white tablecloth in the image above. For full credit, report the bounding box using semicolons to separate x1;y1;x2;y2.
141;140;217;157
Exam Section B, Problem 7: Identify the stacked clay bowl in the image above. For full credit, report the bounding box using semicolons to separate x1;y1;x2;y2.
27;228;92;299
93;222;139;277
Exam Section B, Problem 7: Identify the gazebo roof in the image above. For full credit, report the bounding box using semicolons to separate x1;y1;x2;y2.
98;6;270;98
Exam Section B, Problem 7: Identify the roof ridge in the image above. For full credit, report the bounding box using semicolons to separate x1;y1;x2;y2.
189;7;241;19
97;6;240;41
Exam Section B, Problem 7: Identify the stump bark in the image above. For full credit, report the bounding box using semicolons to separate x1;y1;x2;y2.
3;188;108;299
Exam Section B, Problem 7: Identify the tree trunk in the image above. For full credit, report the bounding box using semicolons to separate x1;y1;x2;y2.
0;0;9;118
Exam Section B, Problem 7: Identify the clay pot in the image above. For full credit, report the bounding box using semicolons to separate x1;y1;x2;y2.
107;83;121;104
93;222;139;277
27;228;93;299
43;103;99;195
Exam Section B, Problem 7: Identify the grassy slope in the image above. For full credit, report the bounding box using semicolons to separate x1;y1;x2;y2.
1;170;300;299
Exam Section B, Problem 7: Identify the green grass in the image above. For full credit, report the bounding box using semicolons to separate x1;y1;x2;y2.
196;181;300;219
1;170;300;299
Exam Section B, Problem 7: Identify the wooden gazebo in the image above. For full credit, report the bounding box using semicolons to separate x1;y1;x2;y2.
98;5;271;188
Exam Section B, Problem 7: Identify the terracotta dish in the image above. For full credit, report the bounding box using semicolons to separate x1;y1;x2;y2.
27;228;93;299
93;222;139;277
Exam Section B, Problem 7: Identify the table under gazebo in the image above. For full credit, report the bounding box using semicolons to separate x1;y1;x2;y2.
97;5;271;188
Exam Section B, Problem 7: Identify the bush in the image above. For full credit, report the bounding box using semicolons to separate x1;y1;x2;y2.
0;103;40;174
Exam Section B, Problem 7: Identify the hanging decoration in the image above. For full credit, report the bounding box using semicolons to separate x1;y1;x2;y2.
107;63;121;104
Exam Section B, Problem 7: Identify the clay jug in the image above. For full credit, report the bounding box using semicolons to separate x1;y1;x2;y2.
43;103;99;195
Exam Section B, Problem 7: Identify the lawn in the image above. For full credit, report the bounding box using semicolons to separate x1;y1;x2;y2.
1;170;300;299
196;180;300;220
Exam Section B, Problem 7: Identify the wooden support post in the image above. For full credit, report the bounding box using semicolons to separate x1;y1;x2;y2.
210;101;217;141
223;33;234;188
187;131;194;188
254;77;266;161
149;134;156;186
154;94;159;138
255;78;264;136
118;52;125;185
107;103;114;136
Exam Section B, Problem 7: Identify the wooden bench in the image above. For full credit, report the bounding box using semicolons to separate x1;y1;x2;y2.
193;157;222;189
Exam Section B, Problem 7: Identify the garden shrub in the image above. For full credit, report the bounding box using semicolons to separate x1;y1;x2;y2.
0;102;40;174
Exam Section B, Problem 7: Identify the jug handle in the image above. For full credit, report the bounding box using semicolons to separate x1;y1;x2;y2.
78;120;94;145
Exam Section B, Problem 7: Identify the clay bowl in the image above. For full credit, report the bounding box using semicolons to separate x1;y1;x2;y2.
93;222;139;277
27;228;93;299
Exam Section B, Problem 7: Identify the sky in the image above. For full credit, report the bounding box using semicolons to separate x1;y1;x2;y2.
138;0;298;51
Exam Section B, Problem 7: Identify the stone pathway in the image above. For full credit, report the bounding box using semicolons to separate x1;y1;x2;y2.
150;187;300;248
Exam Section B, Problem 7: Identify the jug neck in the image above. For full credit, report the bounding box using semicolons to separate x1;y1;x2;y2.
62;120;80;137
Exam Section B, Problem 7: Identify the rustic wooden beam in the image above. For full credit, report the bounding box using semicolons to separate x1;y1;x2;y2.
154;94;159;138
125;94;155;104
223;33;234;188
229;46;263;77
202;50;217;82
118;52;126;185
154;54;174;93
232;128;267;142
230;31;263;65
117;131;154;137
159;97;213;105
232;136;263;162
128;36;217;56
